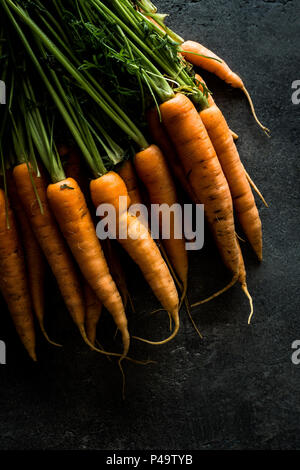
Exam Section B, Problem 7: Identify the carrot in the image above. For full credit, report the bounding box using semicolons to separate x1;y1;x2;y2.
117;160;143;207
199;102;263;260
147;107;195;200
181;40;270;136
0;188;36;361
46;177;130;359
160;93;240;279
134;144;188;297
90;171;180;345
6;172;60;347
12;163;96;351
84;283;102;346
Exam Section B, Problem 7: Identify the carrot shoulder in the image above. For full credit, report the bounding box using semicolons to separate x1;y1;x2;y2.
0;189;36;361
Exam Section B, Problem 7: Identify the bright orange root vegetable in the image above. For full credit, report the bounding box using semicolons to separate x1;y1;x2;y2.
0;188;36;361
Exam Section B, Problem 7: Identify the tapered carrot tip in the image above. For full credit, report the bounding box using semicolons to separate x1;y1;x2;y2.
241;283;254;324
40;323;62;348
242;87;270;137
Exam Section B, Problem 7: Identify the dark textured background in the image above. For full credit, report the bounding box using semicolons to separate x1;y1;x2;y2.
0;0;300;451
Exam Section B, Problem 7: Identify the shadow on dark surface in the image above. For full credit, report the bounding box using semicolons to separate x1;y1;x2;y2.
0;0;300;451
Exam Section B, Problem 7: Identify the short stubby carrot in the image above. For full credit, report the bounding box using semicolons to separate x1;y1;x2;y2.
134;144;188;295
200;103;263;260
160;93;240;278
0;188;36;361
12;163;88;344
47;177;130;358
181;41;270;135
90;171;180;345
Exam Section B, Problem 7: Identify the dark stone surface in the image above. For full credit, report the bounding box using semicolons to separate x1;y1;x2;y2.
0;0;300;450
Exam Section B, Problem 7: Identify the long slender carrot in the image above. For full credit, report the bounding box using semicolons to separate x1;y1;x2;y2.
180;40;270;136
47;177;130;359
6;172;60;347
134;144;188;297
160;93;240;279
199;102;263;260
12;163;96;350
0;188;36;361
90;171;180;345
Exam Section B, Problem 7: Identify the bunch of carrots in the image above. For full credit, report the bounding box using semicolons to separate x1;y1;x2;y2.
0;0;268;390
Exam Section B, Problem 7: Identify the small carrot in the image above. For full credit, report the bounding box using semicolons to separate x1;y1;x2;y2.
90;171;180;345
0;188;36;361
181;40;270;136
199;102;263;260
6;172;60;347
134;144;188;297
160;93;240;279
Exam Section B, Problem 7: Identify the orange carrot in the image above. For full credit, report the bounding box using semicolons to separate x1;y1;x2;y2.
6;173;60;347
160;93;240;279
47;177;130;358
199;102;263;260
134;144;188;296
181;41;270;135
90;171;179;345
0;188;36;361
12;163;94;350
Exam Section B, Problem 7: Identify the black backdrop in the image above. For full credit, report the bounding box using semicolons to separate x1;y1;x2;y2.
0;0;300;450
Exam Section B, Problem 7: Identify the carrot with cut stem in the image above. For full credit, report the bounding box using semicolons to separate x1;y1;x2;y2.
90;171;180;346
199;102;263;260
6;172;60;347
160;93;240;281
134;144;188;298
181;41;270;136
0;188;36;361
